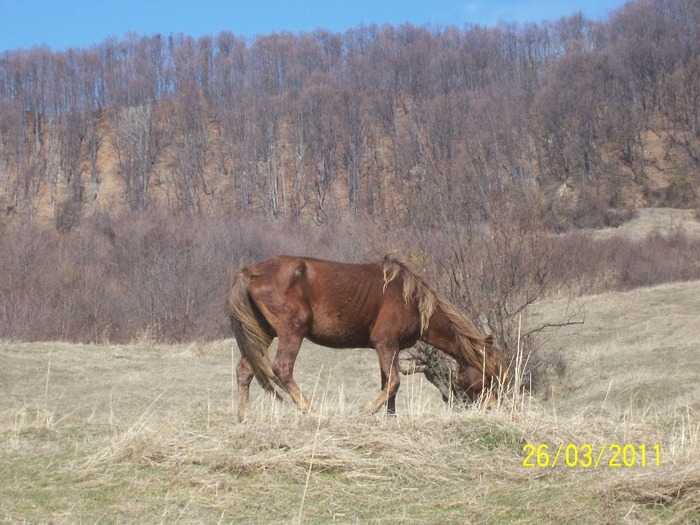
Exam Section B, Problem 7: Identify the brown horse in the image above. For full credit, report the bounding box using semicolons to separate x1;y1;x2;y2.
229;254;507;421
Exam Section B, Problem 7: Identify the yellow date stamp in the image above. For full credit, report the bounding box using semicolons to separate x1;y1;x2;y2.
522;443;661;468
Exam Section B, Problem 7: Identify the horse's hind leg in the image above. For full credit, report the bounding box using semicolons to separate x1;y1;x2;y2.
236;357;255;422
236;356;284;422
272;335;312;413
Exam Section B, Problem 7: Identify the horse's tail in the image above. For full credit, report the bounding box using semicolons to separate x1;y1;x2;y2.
228;269;279;393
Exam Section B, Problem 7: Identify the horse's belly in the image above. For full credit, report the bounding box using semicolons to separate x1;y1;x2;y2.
307;316;372;349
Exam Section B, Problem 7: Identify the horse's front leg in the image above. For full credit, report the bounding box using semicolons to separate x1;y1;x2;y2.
380;367;397;415
272;334;313;413
365;342;400;415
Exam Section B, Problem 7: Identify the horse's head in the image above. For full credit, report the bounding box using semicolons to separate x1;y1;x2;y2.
457;336;505;407
457;366;498;407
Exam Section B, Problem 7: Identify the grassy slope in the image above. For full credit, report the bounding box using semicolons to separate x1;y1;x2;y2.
1;280;699;524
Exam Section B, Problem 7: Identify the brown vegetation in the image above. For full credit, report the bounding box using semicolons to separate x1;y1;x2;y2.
0;208;699;347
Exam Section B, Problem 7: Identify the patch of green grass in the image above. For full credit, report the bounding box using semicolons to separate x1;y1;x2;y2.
474;425;525;452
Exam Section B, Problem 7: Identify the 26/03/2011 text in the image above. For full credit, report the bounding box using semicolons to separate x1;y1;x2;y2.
522;443;661;468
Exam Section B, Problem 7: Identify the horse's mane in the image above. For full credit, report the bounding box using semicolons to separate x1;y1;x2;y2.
382;254;506;382
382;255;436;335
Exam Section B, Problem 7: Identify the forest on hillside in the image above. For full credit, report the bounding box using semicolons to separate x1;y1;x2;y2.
1;0;700;347
1;0;699;227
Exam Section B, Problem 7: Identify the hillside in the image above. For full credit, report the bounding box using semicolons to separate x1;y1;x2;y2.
1;0;699;229
1;279;699;523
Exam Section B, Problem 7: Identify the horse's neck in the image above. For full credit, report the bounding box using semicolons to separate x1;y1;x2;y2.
422;308;461;362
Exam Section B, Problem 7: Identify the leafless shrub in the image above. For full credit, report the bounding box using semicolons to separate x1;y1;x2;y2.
521;346;571;398
553;229;700;294
2;205;699;345
0;210;364;342
54;198;83;233
603;207;637;228
665;173;698;209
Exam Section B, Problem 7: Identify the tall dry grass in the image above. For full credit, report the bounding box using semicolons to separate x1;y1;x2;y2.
2;272;700;524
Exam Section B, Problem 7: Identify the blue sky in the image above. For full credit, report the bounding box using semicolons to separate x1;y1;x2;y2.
1;0;628;53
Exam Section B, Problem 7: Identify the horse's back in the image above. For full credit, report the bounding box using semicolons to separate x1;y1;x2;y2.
244;255;405;348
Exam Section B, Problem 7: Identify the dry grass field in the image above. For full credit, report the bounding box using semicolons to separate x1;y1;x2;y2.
1;273;699;524
588;208;700;240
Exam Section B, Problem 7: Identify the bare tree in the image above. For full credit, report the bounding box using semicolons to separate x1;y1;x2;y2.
339;85;368;214
113;102;159;210
299;79;340;222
